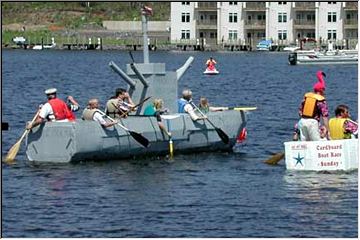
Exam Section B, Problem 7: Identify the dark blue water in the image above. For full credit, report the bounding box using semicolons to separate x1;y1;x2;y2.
2;50;358;237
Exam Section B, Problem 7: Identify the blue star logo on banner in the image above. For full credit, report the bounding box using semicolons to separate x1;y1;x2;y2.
293;153;304;166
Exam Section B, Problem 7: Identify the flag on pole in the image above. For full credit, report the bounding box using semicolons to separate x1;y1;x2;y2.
141;6;153;16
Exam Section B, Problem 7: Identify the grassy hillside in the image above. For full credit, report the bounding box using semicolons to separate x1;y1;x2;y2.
2;2;170;46
2;2;170;28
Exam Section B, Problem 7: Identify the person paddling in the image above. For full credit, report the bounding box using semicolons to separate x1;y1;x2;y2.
198;97;227;113
297;71;330;141
105;88;136;119
205;57;217;71
26;88;76;130
144;98;171;136
177;89;207;121
82;98;118;128
329;104;358;139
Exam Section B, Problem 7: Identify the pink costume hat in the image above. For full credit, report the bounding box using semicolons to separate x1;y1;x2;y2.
313;70;326;92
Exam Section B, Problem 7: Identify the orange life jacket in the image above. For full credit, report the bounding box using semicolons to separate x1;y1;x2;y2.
48;98;75;121
301;92;325;118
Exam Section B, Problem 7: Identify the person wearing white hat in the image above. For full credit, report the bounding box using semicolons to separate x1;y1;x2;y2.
27;88;76;130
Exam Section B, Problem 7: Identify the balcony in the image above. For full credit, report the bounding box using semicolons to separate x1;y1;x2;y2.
244;20;266;30
196;2;217;11
294;19;315;30
244;2;266;11
196;19;217;30
294;2;315;11
344;19;358;29
344;2;358;10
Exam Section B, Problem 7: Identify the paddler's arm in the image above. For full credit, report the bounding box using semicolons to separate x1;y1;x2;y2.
209;106;228;112
26;104;46;130
185;105;207;121
323;116;330;139
124;92;135;108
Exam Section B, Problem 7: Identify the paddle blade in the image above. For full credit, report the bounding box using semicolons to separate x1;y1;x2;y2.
129;131;150;148
264;152;285;165
215;127;229;144
4;140;22;163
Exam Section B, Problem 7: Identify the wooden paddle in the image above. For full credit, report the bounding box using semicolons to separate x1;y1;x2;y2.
264;152;285;165
4;110;40;163
190;101;230;144
97;110;150;148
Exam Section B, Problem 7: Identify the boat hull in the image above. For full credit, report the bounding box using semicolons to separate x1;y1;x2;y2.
290;50;358;65
26;110;247;163
203;69;219;75
284;139;358;171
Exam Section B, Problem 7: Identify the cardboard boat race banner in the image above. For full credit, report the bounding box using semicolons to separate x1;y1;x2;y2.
284;139;358;171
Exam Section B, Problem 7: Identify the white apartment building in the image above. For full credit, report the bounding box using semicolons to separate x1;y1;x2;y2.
170;1;358;46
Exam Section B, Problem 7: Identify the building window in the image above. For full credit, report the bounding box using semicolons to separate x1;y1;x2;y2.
181;30;190;39
327;29;336;40
182;13;190;22
278;30;287;40
229;13;238;23
278;12;287;23
210;32;217;38
229;2;238;5
307;14;315;21
328;2;336;4
228;30;238;40
182;2;190;5
278;2;287;5
328;12;336;22
257;14;266;20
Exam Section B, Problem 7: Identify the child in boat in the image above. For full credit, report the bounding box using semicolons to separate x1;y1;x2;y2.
144;98;171;137
198;97;228;114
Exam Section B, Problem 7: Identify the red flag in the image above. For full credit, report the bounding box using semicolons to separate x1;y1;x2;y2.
142;6;153;16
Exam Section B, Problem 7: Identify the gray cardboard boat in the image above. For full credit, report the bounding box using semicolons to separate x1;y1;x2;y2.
25;10;248;163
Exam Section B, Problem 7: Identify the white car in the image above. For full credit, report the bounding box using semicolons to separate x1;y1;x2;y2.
283;45;300;52
12;36;26;44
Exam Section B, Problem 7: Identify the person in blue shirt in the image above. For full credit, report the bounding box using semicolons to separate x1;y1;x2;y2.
177;89;206;121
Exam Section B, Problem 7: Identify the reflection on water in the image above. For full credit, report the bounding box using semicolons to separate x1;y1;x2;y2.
282;171;357;237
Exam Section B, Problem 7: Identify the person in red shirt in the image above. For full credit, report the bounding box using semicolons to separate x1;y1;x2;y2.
205;57;217;71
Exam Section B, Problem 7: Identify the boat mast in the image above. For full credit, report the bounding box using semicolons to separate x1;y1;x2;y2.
141;6;150;64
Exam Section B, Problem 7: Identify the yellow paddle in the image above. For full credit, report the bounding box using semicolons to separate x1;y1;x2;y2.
4;110;40;163
161;114;180;159
228;107;257;111
264;152;285;165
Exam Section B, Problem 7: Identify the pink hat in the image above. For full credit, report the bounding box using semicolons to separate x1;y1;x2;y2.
313;70;326;91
